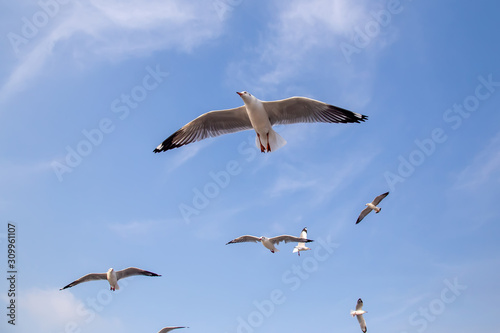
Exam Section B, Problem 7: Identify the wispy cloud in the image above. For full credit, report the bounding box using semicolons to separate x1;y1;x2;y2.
0;159;54;184
162;140;211;175
454;131;500;189
108;219;160;238
11;288;124;331
226;0;391;105
267;144;380;202
1;0;227;101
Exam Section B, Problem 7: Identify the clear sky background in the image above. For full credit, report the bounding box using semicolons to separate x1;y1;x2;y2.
1;0;499;332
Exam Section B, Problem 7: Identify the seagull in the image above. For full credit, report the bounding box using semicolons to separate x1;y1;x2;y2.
60;267;161;291
350;298;368;332
154;91;367;153
158;327;188;333
292;227;311;256
356;191;389;224
226;234;314;253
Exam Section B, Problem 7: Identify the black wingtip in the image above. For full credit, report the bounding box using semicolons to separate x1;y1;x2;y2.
153;130;185;153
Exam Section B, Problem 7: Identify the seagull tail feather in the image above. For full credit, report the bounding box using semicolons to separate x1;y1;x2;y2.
267;129;287;152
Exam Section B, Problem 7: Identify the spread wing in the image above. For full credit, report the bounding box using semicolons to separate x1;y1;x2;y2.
357;314;367;333
356;207;372;224
158;327;188;333
372;191;389;206
269;235;314;246
154;106;252;152
116;267;161;280
263;97;367;126
297;228;308;246
226;235;261;245
60;273;107;290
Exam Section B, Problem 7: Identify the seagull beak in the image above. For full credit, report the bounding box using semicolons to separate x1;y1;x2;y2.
236;91;243;96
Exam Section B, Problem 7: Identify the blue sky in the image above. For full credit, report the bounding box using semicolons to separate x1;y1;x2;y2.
1;0;499;332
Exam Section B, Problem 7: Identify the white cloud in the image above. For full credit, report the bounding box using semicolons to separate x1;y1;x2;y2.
1;0;227;101
10;288;125;332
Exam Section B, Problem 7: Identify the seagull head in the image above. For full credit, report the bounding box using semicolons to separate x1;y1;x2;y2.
236;91;255;103
259;236;265;241
107;268;114;273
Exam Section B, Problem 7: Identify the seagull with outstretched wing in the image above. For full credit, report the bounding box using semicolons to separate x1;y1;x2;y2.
293;227;311;256
356;192;389;224
350;298;368;332
154;92;367;153
226;234;314;253
60;267;161;291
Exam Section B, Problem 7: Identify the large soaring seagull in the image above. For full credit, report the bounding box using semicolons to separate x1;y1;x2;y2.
60;267;161;291
154;91;367;153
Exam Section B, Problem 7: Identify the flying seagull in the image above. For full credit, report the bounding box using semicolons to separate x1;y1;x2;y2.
356;191;389;224
292;227;311;256
154;91;367;153
350;298;368;333
226;234;314;253
158;327;188;333
60;267;161;291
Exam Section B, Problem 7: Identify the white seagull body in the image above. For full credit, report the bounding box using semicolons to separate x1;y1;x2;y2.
226;234;314;253
154;91;367;153
356;191;389;224
350;298;368;332
157;327;188;333
60;267;161;291
293;227;311;256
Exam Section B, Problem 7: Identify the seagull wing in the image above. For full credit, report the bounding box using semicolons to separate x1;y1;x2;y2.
226;235;261;245
356;207;372;224
270;235;314;246
263;97;367;126
60;273;107;290
297;228;308;247
116;267;161;280
154;106;252;152
372;191;389;206
357;314;367;333
158;327;188;333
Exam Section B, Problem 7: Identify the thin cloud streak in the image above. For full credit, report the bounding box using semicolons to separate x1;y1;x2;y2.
454;131;500;190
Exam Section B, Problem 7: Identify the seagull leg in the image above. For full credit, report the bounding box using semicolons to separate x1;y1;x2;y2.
257;133;265;153
266;133;271;152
